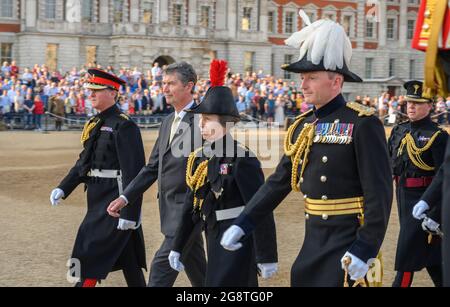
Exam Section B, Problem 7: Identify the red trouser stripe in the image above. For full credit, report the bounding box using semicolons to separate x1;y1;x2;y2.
82;279;97;287
401;272;412;287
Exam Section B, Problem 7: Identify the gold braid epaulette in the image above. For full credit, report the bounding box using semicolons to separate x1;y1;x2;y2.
397;130;442;171
120;114;130;120
284;110;315;192
186;147;209;210
80;117;100;145
346;102;376;117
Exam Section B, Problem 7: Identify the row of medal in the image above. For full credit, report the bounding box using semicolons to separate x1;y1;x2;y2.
313;122;354;145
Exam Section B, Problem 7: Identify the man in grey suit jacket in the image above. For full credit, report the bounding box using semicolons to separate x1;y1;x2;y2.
107;62;206;287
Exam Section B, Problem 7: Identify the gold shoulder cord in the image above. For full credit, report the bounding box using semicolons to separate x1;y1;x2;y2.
186;147;209;210
80;118;100;145
397;131;442;171
284;111;316;192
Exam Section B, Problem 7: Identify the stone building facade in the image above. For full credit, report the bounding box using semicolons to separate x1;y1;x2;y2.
0;0;425;98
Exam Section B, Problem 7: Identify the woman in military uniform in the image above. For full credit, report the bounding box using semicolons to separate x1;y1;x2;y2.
167;60;278;287
388;80;448;287
49;69;147;287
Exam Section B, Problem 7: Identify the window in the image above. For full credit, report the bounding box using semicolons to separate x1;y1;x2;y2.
86;46;97;66
1;43;13;64
409;59;416;79
389;58;395;77
82;0;93;22
113;0;124;23
366;20;374;38
285;12;295;34
46;44;58;72
387;18;396;40
45;0;57;19
365;58;373;79
407;19;415;39
268;11;275;33
284;55;293;79
408;0;418;4
200;6;210;28
242;7;252;31
173;4;183;26
244;52;255;73
143;0;154;24
0;0;14;18
342;15;352;36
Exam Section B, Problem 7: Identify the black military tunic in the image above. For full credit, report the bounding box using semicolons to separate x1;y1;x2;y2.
388;115;448;272
443;141;450;286
58;104;147;279
233;94;393;287
172;135;278;287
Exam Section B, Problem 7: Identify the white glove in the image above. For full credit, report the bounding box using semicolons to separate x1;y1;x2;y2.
50;188;65;206
168;250;185;272
257;263;278;279
412;200;430;220
117;218;139;231
422;217;440;232
220;225;245;251
341;252;369;281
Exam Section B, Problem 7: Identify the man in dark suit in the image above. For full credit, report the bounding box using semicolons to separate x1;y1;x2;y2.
107;62;206;287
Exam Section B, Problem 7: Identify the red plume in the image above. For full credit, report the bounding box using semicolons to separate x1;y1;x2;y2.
209;59;228;87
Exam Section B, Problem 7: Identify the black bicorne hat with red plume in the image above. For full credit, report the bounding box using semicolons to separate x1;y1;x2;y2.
187;59;240;120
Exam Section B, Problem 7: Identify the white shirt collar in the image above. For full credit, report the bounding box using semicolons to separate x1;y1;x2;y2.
175;100;195;121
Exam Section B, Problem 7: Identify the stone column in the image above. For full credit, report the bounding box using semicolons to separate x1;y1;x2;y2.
188;0;197;26
130;0;140;23
25;0;37;27
378;0;387;47
215;0;227;30
160;0;169;22
259;0;268;37
356;0;365;49
398;0;408;47
99;0;109;23
228;0;238;39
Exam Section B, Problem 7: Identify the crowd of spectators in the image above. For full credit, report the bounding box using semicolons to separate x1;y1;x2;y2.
1;60;449;131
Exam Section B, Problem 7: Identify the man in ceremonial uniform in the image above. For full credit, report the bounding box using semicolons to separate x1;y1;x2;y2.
389;80;448;287
220;12;393;287
49;69;147;287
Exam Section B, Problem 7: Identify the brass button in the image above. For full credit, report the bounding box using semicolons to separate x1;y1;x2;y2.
422;23;430;30
322;214;329;220
305;213;310;220
299;159;303;164
303;194;308;199
424;10;431;18
300;177;304;183
320;176;327;183
322;156;328;163
334;119;340;124
321;195;328;201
